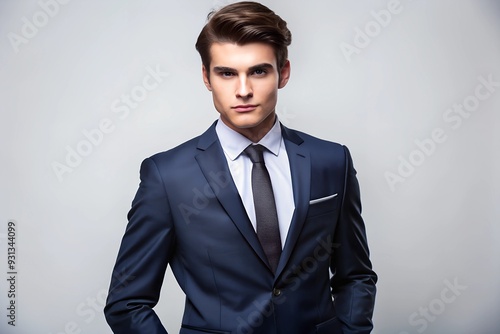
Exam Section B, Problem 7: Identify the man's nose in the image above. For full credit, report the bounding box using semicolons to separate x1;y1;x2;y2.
236;76;253;98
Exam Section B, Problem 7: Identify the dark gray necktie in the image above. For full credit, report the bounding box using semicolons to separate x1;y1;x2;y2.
244;144;281;273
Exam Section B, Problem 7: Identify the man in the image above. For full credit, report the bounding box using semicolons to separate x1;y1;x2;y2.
104;2;377;333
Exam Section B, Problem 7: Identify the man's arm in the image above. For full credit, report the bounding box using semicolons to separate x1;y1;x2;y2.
330;146;377;334
104;157;174;334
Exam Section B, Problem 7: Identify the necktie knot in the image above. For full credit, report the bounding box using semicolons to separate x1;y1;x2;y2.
244;144;265;164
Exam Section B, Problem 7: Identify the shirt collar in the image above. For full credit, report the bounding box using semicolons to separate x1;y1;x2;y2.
215;116;283;161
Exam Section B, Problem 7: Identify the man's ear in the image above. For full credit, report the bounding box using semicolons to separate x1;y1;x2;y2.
278;60;291;89
202;65;212;91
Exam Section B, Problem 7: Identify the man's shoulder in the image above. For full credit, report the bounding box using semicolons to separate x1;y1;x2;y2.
284;126;354;171
146;122;218;165
282;125;346;152
146;135;202;166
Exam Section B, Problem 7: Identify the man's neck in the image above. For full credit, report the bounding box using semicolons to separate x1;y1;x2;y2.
224;113;277;143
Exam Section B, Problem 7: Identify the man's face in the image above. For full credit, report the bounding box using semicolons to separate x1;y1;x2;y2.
202;42;290;141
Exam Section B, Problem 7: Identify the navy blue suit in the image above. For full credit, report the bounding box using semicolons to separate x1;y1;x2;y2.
104;122;377;334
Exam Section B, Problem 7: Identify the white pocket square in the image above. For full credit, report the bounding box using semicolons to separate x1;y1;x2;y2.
309;193;338;205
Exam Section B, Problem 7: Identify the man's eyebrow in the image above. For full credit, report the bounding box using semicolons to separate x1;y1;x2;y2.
213;66;236;73
248;63;274;72
212;63;275;73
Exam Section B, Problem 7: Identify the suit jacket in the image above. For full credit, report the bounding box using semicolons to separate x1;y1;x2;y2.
104;121;377;334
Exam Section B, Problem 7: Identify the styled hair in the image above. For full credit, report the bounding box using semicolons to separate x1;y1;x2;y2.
195;1;292;76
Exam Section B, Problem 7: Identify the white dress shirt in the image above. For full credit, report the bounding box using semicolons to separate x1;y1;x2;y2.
215;118;295;248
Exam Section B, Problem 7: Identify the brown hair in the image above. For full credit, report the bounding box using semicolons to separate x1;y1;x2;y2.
195;1;292;77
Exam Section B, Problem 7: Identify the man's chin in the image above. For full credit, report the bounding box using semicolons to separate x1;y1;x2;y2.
230;113;275;129
231;118;270;131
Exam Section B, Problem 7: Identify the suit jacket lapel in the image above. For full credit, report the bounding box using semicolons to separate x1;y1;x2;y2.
195;122;270;269
276;125;311;278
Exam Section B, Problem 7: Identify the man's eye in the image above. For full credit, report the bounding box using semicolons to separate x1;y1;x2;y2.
221;72;234;77
253;69;267;76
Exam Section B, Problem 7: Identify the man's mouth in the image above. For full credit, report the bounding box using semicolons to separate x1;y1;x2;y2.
232;104;258;112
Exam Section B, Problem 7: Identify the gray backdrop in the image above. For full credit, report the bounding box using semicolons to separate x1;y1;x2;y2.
1;0;499;333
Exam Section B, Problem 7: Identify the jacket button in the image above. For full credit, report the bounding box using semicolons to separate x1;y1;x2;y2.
273;288;281;297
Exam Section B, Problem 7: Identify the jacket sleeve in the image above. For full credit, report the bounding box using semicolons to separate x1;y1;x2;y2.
330;146;377;334
104;157;174;334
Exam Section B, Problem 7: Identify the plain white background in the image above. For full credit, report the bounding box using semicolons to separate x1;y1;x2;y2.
1;0;499;333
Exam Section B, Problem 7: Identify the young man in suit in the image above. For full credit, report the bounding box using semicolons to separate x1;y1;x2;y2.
104;2;377;333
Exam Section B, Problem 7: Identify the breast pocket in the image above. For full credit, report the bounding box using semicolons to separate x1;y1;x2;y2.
307;193;339;219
